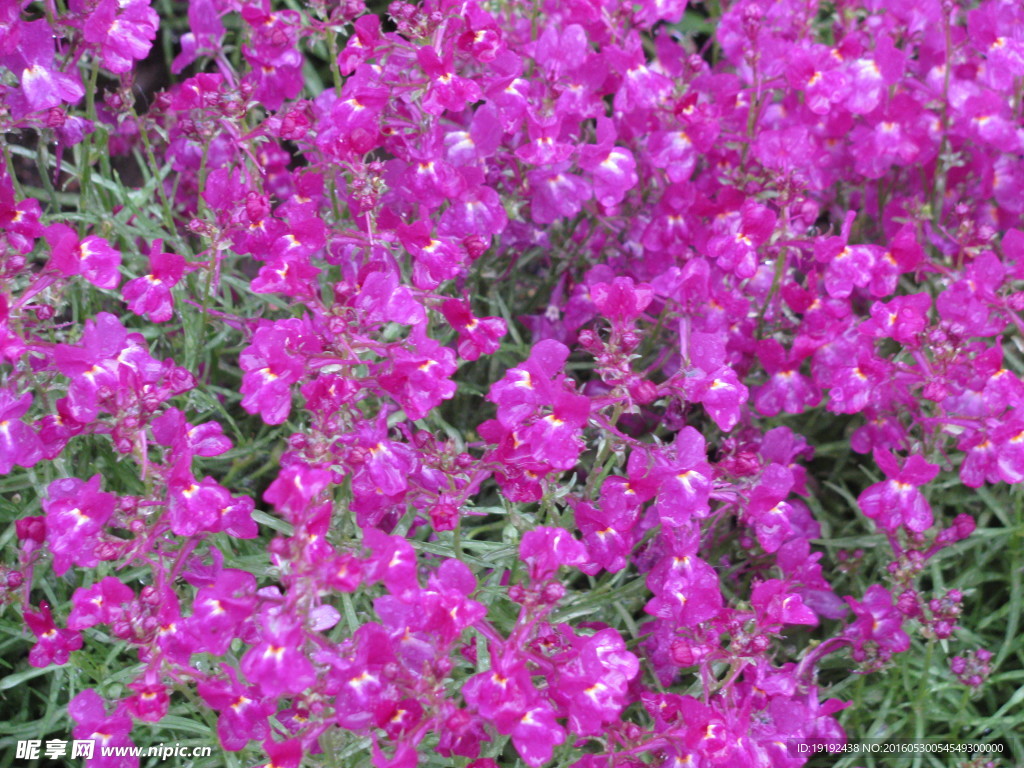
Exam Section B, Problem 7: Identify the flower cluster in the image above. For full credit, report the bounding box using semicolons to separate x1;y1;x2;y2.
1;0;1022;765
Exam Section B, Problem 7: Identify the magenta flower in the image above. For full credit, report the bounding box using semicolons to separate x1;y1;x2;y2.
558;629;639;736
4;1;1024;765
488;339;573;427
858;450;940;533
844;585;910;665
504;703;566;767
240;319;321;425
528;165;592;224
187;569;258;656
418;45;482;115
440;300;506;361
46;224;121;290
197;666;275;751
150;408;232;458
8;20;84;111
42;475;116;575
170;0;224;73
122;242;185;322
679;331;750;432
439;177;507;238
257;740;303;768
579;118;638;208
351;419;417;499
80;0;158;74
24;602;83;667
513;389;590;470
519;526;588;582
652;427;713;524
746;464;799;554
241;613;316;698
575;498;635;574
0;390;43;474
645;546;723;628
590;277;654;322
753;339;820;417
751;579;818;629
68;577;133;630
50;313;128;422
706;200;776;279
69;689;137;768
378;328;458;420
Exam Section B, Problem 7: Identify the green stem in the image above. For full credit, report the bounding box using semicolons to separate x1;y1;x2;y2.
1;140;24;198
79;61;101;220
129;105;181;247
931;7;953;228
994;486;1022;672
913;639;935;768
584;404;624;499
325;19;343;96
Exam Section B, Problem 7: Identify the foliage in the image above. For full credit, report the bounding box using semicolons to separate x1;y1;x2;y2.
0;0;1022;767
